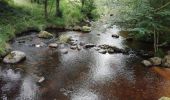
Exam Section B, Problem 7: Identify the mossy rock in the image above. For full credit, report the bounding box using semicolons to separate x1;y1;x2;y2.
81;26;91;33
38;31;53;39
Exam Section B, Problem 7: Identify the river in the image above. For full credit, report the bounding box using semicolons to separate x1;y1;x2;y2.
0;19;170;100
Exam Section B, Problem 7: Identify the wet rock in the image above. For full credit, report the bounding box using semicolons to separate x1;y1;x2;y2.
98;49;107;54
108;49;114;54
38;31;53;39
141;60;152;67
167;51;170;55
77;46;81;51
97;33;100;36
94;47;100;51
81;26;91;33
79;42;85;46
49;43;58;48
84;43;96;48
70;46;77;50
149;57;162;66
60;49;68;54
112;34;119;38
38;76;45;83
159;97;170;100
3;51;26;64
162;55;170;67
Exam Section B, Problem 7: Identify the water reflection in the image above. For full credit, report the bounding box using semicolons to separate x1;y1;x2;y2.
16;76;39;100
71;88;99;100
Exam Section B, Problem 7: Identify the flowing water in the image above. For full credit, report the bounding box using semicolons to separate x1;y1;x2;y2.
0;21;170;100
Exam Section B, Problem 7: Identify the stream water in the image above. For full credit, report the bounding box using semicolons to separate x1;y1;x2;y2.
0;21;170;100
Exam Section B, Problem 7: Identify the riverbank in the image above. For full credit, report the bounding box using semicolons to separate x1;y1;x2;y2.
0;0;97;55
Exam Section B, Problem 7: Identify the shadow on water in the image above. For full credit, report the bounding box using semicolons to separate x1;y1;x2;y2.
0;24;170;100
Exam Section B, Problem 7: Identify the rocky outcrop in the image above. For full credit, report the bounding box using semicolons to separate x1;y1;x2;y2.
38;31;53;39
81;26;91;33
3;51;26;64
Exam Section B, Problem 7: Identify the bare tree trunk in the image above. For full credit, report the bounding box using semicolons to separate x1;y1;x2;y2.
44;0;48;19
154;29;157;54
56;0;61;17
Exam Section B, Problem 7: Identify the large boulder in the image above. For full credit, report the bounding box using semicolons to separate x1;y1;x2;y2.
141;60;152;67
81;26;91;33
149;57;162;66
3;51;26;64
162;55;170;67
38;31;53;39
159;97;170;100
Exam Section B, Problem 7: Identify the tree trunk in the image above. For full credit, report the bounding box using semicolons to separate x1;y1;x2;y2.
44;0;48;19
56;0;61;17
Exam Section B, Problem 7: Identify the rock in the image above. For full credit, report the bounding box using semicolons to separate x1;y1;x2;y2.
73;26;82;31
108;49;114;54
60;49;68;54
149;57;162;66
70;46;77;50
38;31;53;39
167;51;170;55
94;47;100;51
84;44;96;48
0;43;12;58
38;76;45;83
77;46;81;51
81;26;91;32
112;34;119;38
49;43;58;48
79;42;85;46
137;50;154;58
98;49;107;54
162;55;170;67
159;97;170;100
97;33;100;36
3;51;26;64
141;60;152;67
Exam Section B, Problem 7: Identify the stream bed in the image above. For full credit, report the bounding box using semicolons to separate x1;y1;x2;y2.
0;24;170;100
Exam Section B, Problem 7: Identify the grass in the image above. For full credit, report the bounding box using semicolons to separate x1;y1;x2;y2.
0;0;91;54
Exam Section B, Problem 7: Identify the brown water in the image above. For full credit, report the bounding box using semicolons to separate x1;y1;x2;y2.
0;24;170;100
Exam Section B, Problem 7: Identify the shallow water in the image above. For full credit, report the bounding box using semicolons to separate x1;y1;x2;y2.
0;25;170;100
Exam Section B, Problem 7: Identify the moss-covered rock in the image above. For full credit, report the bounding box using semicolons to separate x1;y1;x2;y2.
38;31;53;39
81;26;91;33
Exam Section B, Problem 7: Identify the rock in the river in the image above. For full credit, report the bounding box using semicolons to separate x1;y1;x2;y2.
159;97;170;100
38;76;45;83
73;26;82;31
141;60;152;67
98;49;107;54
38;31;53;39
162;55;170;67
84;44;96;48
108;49;114;54
149;57;162;66
81;26;91;32
60;49;68;54
3;51;26;64
112;34;119;38
70;46;77;50
49;43;58;48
